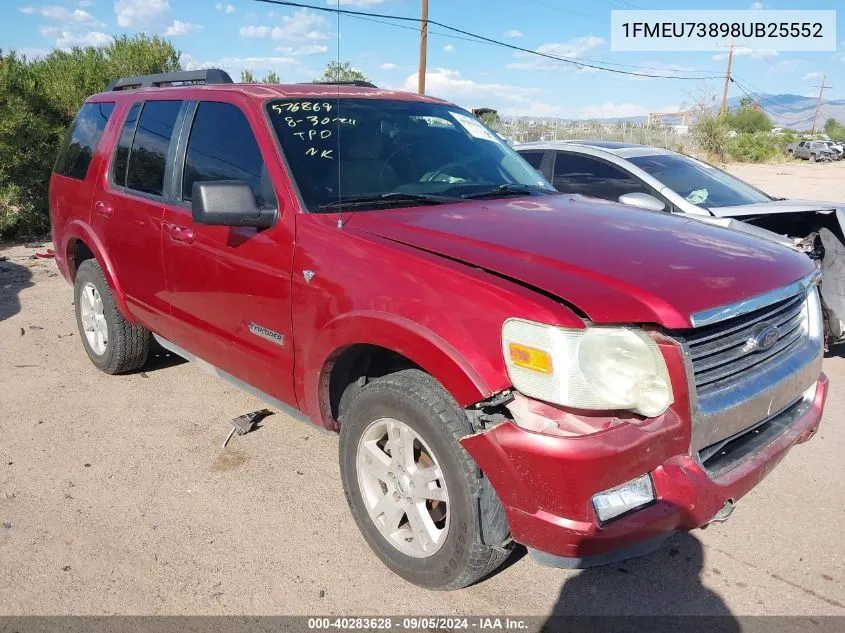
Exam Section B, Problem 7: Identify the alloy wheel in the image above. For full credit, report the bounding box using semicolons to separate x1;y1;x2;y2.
79;282;108;355
356;417;450;558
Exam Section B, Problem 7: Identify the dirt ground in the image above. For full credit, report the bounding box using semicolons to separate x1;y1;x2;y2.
1;161;844;618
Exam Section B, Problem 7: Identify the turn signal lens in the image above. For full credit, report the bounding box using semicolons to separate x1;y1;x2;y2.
508;343;553;374
592;474;655;523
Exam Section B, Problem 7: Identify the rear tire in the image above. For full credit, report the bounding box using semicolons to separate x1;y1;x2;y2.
339;369;511;590
74;259;150;374
810;153;817;163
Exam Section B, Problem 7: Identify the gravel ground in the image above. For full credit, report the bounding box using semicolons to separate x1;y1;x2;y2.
1;162;844;618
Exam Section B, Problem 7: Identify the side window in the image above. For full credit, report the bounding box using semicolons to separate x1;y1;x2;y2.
519;151;545;170
182;101;275;209
54;102;115;180
112;102;142;187
553;152;647;202
126;100;183;197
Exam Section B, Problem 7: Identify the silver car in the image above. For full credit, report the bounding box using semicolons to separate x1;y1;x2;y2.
516;140;845;341
788;140;837;162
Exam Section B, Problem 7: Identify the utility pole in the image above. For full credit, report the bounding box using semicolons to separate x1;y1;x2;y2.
417;0;429;95
811;75;831;135
720;39;735;116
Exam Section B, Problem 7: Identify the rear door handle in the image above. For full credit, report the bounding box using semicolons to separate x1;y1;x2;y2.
94;201;113;218
167;224;195;245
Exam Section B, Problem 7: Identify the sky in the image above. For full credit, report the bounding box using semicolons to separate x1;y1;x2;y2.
3;0;844;119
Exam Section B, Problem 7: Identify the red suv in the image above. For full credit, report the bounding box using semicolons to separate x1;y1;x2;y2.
50;70;828;589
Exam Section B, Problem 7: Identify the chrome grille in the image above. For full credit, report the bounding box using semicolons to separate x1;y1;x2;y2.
682;291;807;397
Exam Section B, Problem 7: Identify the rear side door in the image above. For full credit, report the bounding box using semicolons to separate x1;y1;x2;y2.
160;97;296;404
92;99;186;333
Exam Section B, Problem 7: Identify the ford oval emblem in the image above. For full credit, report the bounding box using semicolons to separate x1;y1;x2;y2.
748;324;780;352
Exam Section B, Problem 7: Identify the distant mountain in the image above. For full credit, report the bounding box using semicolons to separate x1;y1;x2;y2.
505;93;845;131
725;93;845;130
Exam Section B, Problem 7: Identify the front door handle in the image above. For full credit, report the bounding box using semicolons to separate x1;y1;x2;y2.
93;201;113;218
167;224;195;245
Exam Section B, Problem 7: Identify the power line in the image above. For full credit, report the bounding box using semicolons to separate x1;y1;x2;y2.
252;0;726;80
343;12;496;47
346;9;718;75
608;0;650;10
731;77;815;123
730;78;812;124
732;74;807;121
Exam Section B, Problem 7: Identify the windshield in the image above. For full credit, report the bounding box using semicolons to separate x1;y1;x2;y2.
266;98;554;211
627;153;772;208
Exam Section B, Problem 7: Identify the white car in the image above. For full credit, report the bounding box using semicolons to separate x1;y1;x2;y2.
516;140;845;341
822;141;844;159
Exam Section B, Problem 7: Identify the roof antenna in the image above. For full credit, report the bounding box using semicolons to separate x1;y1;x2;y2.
335;0;345;230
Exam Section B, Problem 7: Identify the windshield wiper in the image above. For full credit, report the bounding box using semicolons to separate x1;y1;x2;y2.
461;183;556;200
317;192;464;211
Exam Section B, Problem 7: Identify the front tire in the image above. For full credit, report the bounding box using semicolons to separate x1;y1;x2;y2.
74;259;150;374
339;369;511;590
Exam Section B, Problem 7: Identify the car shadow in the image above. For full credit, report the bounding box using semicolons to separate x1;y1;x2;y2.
0;258;34;322
134;337;187;373
542;533;740;632
824;344;845;360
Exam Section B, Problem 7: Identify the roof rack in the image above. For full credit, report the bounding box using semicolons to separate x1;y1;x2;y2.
106;69;234;92
309;80;379;88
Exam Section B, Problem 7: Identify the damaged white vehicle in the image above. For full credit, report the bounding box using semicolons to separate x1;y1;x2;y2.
516;140;845;343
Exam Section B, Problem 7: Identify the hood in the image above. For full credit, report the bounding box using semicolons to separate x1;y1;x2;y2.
709;198;842;219
683;214;795;248
350;195;815;329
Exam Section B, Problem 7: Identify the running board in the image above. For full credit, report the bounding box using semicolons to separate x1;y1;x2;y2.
152;334;325;432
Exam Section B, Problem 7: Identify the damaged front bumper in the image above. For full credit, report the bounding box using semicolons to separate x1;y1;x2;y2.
459;374;828;568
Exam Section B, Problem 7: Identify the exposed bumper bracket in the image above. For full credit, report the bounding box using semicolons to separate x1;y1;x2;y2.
528;533;672;569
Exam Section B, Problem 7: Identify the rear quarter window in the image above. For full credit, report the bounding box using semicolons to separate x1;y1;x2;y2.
54;102;115;180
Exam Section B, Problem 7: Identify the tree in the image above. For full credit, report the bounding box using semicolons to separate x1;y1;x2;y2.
739;96;754;111
685;84;728;160
0;35;181;237
317;60;370;84
478;111;500;127
726;108;772;133
824;117;845;140
241;70;279;84
693;113;729;159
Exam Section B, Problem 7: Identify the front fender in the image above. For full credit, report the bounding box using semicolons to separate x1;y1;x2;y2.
62;220;135;323
301;311;498;428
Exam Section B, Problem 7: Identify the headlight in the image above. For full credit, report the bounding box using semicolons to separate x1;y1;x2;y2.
805;284;823;342
502;318;673;417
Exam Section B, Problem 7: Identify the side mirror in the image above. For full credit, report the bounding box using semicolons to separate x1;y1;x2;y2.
618;192;666;212
192;181;276;229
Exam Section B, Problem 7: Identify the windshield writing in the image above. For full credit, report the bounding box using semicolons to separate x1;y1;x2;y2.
266;98;553;212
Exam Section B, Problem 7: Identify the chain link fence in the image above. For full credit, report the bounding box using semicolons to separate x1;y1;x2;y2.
490;119;703;155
